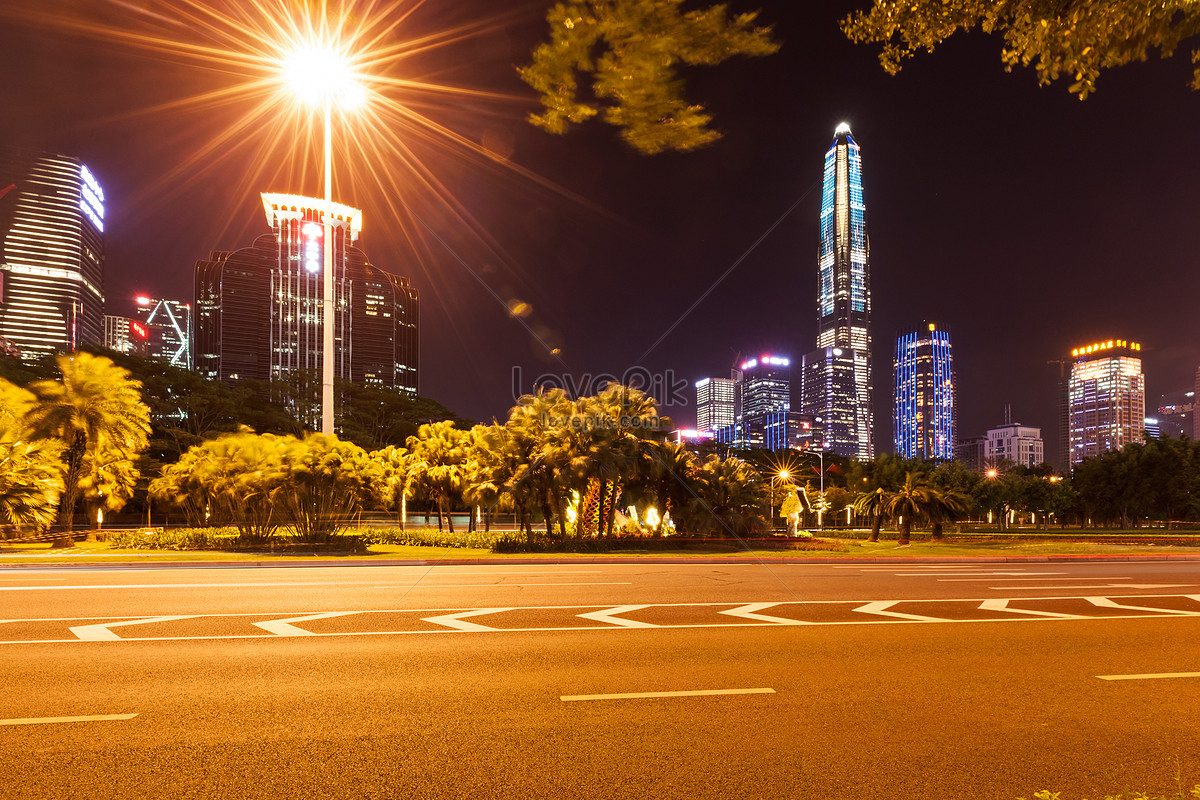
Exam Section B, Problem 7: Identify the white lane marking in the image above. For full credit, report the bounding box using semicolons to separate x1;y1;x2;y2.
1085;597;1200;615
69;615;198;641
940;576;1125;581
853;600;947;622
0;582;376;591
898;572;1057;577
1097;672;1200;681
719;603;811;625
991;584;1194;590
577;605;657;628
253;612;358;636
375;582;633;589
561;688;775;702
421;608;513;632
0;577;67;581
0;714;138;726
978;599;1085;619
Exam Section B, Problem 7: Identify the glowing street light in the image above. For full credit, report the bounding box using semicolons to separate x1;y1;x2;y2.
279;38;366;435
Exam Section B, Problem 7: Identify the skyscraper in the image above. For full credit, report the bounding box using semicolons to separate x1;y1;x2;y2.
0;146;106;354
135;296;192;369
695;374;737;433
739;355;790;418
801;124;873;459
1067;339;1145;466
195;192;419;394
894;322;956;460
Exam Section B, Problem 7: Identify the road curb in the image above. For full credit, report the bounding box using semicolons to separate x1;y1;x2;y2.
3;553;1200;569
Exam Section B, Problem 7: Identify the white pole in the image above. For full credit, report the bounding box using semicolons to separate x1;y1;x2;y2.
322;95;335;436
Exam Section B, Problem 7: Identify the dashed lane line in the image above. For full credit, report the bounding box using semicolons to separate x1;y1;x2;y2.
0;714;138;726
1097;672;1200;681
561;688;775;702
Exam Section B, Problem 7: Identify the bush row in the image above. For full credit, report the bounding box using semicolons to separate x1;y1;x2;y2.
107;527;367;553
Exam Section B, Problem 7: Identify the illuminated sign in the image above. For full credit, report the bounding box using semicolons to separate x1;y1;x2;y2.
136;296;151;306
129;320;148;339
740;355;790;370
302;222;323;273
1071;339;1141;358
79;165;104;232
677;429;716;441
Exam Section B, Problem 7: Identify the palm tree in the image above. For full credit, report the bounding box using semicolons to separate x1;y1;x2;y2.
406;421;468;533
686;455;768;538
851;487;889;542
884;471;939;546
927;489;971;541
27;353;151;541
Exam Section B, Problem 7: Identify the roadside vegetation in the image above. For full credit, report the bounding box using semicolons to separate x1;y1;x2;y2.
5;350;1200;556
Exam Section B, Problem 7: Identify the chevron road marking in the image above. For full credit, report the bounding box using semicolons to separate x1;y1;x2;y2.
576;605;657;628
69;616;198;641
977;599;1085;619
718;603;811;625
1085;597;1200;615
253;612;359;636
853;601;947;622
421;608;515;632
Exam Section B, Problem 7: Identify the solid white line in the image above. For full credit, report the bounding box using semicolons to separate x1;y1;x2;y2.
940;576;1121;581
1097;672;1200;681
375;582;633;589
0;713;138;726
898;572;1052;577
561;688;775;701
0;582;366;591
992;584;1194;590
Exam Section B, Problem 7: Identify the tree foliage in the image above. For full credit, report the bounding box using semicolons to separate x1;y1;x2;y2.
521;0;779;154
842;0;1200;98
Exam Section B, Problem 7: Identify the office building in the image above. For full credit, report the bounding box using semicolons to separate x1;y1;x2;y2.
103;314;141;354
695;374;737;433
985;422;1044;469
893;322;955;460
739;355;790;418
955;435;988;472
0;146;106;354
135;296;191;369
195;192;419;394
1067;339;1145;466
1154;387;1194;440
801;124;873;459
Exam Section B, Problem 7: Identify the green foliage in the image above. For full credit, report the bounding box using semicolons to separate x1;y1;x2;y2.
1017;786;1200;800
521;0;780;154
106;527;368;552
25;353;151;531
275;433;378;540
843;0;1200;97
357;526;509;550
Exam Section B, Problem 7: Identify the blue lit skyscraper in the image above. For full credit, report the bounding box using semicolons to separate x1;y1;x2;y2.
894;322;956;460
801;124;873;459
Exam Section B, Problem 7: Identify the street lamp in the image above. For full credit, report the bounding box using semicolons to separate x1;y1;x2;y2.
281;41;366;435
769;469;791;529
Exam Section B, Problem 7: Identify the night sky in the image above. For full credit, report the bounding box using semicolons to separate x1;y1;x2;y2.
3;0;1199;467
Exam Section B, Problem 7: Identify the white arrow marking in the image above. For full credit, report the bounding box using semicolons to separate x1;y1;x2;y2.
576;605;657;628
69;616;197;641
993;584;1195;590
852;601;946;622
719;603;810;625
252;612;359;636
421;608;513;632
978;599;1084;619
1085;597;1200;615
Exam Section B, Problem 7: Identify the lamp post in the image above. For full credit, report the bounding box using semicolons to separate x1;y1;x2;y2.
281;43;365;435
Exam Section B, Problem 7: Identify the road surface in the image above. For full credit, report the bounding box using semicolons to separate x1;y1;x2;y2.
1;559;1198;799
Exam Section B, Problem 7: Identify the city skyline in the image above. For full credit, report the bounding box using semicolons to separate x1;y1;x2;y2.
2;1;1198;468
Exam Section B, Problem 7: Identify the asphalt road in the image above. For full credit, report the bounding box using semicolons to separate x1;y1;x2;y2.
2;560;1198;799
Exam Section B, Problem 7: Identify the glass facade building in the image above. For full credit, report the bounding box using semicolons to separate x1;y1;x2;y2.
195;192;419;395
893;322;955;460
0;146;106;354
1067;339;1145;466
135;297;192;369
695;375;737;433
801;124;873;459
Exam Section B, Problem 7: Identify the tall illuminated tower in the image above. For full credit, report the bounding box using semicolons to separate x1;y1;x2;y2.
894;322;955;460
0;146;106;354
1067;339;1145;466
801;123;873;459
